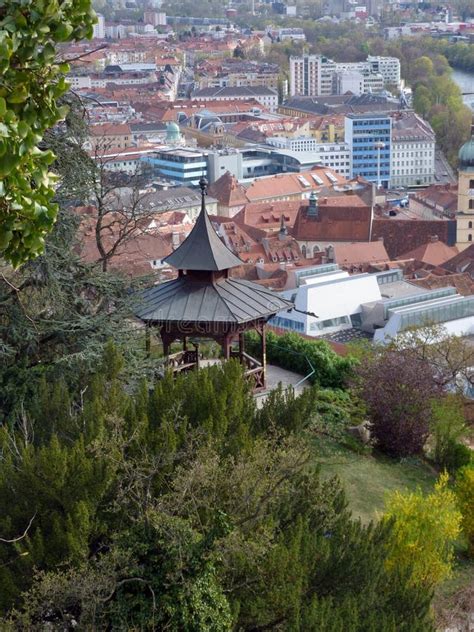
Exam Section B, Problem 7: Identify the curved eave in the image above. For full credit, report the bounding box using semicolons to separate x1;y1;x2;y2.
134;277;293;326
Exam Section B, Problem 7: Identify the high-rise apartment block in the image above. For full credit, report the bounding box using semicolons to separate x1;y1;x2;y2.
289;55;401;97
92;13;105;39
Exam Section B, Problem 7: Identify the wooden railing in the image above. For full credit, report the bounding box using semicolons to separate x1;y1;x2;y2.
166;349;199;374
230;350;265;390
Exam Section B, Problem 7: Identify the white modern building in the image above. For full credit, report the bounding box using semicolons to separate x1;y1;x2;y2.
289;55;401;97
270;265;474;342
371;289;474;343
266;137;351;177
277;27;306;41
367;55;401;86
334;71;384;96
271;264;382;336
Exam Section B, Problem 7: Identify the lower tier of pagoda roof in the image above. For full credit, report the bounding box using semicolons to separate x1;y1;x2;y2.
135;276;292;325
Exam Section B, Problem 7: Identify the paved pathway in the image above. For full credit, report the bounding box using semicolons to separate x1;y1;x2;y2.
255;364;309;407
200;360;309;406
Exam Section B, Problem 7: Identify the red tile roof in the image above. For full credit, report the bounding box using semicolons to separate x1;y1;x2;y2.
208;171;249;209
410;272;474;296
442;244;474;278
245;167;346;202
397;238;459;266
372;218;453;259
332;241;389;267
292;197;371;242
234;201;302;233
77;210;187;277
89;122;132;137
410;183;458;218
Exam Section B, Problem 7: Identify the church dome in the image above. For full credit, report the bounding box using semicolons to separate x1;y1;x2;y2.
166;121;181;142
459;129;474;169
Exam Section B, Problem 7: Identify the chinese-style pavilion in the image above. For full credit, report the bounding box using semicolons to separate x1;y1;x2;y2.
135;177;292;390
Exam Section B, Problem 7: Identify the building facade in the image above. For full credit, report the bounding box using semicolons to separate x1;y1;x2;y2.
289;55;333;97
289;55;400;97
191;86;279;113
390;112;436;188
266;137;351;176
345;114;391;188
141;148;208;186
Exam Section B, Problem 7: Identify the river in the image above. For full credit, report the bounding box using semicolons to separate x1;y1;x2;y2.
451;68;474;110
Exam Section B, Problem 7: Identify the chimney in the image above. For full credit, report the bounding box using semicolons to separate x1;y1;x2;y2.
278;213;288;241
171;231;180;248
308;191;318;218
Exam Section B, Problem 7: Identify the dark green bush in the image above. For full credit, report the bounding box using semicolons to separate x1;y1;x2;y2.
443;440;473;474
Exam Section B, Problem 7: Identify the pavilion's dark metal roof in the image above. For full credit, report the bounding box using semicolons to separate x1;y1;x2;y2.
163;181;242;271
135;277;292;325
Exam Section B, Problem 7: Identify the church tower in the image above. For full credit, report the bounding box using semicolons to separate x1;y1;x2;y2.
457;125;474;250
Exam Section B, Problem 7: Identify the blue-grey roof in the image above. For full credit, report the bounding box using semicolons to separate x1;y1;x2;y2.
163;202;243;271
135;277;292;324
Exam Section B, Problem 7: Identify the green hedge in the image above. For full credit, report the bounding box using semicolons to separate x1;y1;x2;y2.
245;330;356;389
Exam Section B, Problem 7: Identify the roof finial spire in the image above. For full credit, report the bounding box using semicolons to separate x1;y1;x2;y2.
199;175;208;214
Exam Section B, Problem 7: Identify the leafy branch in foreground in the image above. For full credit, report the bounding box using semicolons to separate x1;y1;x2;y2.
0;0;96;267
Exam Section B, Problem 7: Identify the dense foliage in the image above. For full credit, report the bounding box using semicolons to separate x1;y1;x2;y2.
430;396;472;473
384;474;461;588
455;466;474;558
245;330;355;389
0;351;436;630
354;347;441;457
0;0;96;266
0;208;145;423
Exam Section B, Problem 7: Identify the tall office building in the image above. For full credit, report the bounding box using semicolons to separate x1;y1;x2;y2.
345;114;392;188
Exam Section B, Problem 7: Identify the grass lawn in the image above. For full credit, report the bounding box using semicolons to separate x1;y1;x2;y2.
312;438;437;524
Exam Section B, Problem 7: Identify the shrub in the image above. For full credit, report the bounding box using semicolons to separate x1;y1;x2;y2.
455;465;474;558
354;348;441;457
245;330;355;388
430;396;467;472
384;473;461;588
442;440;472;474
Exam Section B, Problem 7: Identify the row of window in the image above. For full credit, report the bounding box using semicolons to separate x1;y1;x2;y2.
394;143;433;150
392;168;431;175
396;152;433;158
269;316;305;332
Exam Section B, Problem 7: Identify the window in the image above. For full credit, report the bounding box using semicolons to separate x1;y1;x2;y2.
470;200;474;210
469;234;472;242
469;221;473;229
470;179;474;189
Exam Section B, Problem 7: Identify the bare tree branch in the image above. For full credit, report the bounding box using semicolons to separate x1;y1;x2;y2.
0;513;36;544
